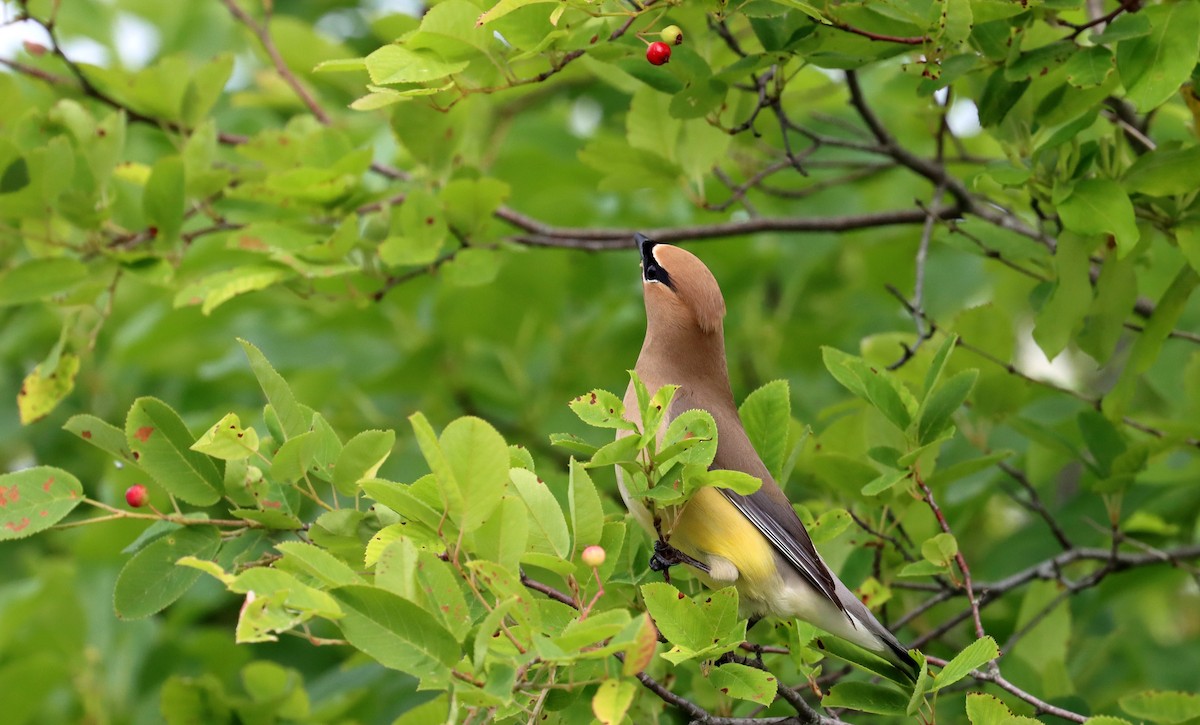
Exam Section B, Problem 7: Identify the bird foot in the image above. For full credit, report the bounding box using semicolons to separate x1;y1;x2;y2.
649;539;711;583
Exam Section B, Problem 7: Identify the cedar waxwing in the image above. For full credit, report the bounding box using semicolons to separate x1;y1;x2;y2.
618;233;919;678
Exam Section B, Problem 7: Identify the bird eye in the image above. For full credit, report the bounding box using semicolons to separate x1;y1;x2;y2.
644;263;662;282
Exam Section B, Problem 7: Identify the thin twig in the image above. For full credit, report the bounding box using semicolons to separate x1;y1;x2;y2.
220;0;331;124
997;462;1074;550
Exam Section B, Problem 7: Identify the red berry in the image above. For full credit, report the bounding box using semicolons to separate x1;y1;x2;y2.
646;41;671;66
125;484;148;508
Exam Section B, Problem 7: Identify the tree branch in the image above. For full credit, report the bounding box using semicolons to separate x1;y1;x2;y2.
503;206;961;250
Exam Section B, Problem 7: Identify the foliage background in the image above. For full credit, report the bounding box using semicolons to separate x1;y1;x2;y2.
1;0;1199;722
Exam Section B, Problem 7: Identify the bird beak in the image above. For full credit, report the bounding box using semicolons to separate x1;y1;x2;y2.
636;233;657;269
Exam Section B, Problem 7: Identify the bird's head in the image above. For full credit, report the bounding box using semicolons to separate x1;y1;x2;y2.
636;233;726;336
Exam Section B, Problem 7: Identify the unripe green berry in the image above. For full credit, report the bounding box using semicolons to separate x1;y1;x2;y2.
661;25;683;46
581;545;606;568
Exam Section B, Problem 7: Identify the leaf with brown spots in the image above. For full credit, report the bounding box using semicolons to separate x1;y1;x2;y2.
710;662;777;706
0;466;83;541
125;397;221;506
568;388;637;431
17;353;80;425
65;414;144;470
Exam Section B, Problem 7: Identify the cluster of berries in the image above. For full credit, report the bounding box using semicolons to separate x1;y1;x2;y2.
646;25;683;66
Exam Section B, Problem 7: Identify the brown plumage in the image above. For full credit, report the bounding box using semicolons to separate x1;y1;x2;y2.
618;233;918;678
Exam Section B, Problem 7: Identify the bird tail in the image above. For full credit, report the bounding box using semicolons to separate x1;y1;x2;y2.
878;631;920;682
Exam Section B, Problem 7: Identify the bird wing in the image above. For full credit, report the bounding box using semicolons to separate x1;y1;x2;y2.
667;389;847;615
718;485;846;614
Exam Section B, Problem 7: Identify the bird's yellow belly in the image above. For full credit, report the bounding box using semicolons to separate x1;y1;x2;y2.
670;487;780;607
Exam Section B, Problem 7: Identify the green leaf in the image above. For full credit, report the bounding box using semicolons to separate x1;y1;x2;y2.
659;409;717;467
64;414;141;468
1123;146;1200;197
966;693;1039;724
568;459;604;553
17;352;80;425
899;561;944;578
669;78;728;120
933;636;998;691
1005;40;1075;81
0;155;29;192
587;435;642;469
365;45;468;85
710;662;777;705
683;468;762;496
822;682;908;716
126;397;222;506
861;469;910;496
1034;232;1094;359
231;508;304;530
332;429;396;497
818;635;914;683
1105;265;1199;417
641;582;744;662
923;333;959;395
330;584;459;682
1063;46;1113;88
362;476;445;536
410;550;472;641
476;0;557;25
0;466;83;540
592;679;637;724
569;389;637;431
977;69;1029;126
921;532;958;566
926;450;1012;487
380;189;447;266
440;177;509;237
473;494;528;570
441;247;499;287
1079;252;1138;363
1057;180;1138;257
270;431;317;482
1117;2;1200;111
182;53;234;126
113;526;222;619
472;597;519;670
1090;12;1150;44
549;432;598;458
510;468;570;559
822;347;913;431
0;258;88;306
313;57;368;73
738;380;790;480
466;559;541;629
190;413;260;460
1078;410;1126;477
917;369;977;444
227;568;342;619
808;508;853;545
274;541;363;587
441;417;509;532
144;155;185;240
1179;224;1200;277
1119;691;1200;725
553;609;632;653
174;265;290;315
240;339;309;439
906;652;933;715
